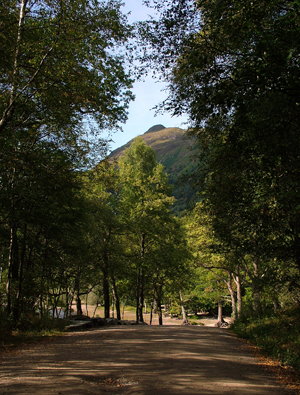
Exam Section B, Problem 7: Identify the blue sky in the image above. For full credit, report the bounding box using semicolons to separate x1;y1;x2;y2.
106;0;189;152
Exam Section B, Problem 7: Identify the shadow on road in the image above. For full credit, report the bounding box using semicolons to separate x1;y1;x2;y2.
0;326;292;395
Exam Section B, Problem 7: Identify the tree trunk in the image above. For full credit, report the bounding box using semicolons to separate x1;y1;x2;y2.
93;300;99;318
0;0;27;133
157;299;163;326
136;232;146;323
103;275;110;319
85;295;88;317
234;270;243;318
150;288;155;325
14;223;27;322
76;294;82;316
179;290;188;325
111;276;121;320
111;292;114;318
216;300;223;327
136;267;140;323
157;285;163;325
102;246;110;319
252;258;261;313
225;271;237;321
137;275;144;323
6;224;19;319
150;302;153;325
75;277;82;315
253;287;261;313
252;248;261;314
65;279;69;318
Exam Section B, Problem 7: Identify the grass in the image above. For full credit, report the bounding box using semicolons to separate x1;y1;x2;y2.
0;328;65;352
231;308;300;371
0;305;136;351
186;314;205;326
0;316;67;352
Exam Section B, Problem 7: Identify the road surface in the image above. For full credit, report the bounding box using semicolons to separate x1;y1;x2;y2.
0;326;292;395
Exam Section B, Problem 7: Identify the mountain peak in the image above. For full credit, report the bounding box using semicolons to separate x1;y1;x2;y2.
144;124;166;134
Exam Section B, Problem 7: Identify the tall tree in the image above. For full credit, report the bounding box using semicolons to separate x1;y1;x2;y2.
82;160;123;319
118;137;174;323
142;0;300;308
0;0;135;327
0;0;134;139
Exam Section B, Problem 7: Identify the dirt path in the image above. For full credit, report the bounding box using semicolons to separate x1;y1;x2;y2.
0;325;293;395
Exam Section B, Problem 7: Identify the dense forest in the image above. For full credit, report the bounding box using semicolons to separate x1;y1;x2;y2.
1;0;300;369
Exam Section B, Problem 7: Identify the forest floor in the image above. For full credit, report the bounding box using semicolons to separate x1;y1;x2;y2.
0;309;296;395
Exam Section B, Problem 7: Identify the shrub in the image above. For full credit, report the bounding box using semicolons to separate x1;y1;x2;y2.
231;308;300;371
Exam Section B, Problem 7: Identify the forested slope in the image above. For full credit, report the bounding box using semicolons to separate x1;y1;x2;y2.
109;125;197;215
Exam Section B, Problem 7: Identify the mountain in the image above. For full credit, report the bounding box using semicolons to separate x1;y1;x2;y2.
109;125;197;215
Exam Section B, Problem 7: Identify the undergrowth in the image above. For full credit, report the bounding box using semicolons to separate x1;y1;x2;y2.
231;308;300;371
0;315;67;351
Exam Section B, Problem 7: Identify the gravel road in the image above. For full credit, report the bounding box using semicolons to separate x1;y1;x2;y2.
0;325;293;395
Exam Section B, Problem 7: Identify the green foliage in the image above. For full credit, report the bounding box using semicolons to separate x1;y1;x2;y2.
142;0;300;319
0;327;65;351
0;0;134;142
0;0;135;329
231;308;300;371
110;127;198;215
117;137;192;322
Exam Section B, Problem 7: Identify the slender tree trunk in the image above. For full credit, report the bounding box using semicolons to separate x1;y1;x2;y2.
76;295;82;316
217;300;223;327
136;232;146;323
179;290;188;325
0;0;27;132
6;224;19;319
122;298;127;320
156;285;163;325
137;274;144;323
111;292;114;318
85;295;88;317
233;268;243;318
14;223;27;322
150;302;153;325
153;298;157;313
93;300;99;318
150;288;155;325
75;277;82;315
111;275;121;320
225;272;237;321
103;275;110;319
65;279;69;318
102;245;110;319
136;266;140;323
253;287;261;313
157;299;163;326
252;258;261;313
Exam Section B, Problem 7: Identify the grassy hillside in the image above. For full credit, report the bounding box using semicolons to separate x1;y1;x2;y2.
109;125;197;215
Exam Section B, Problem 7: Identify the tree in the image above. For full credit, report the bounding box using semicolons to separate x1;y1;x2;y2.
148;215;191;325
118;137;175;323
0;0;135;328
82;160;124;320
184;202;241;320
142;0;300;310
1;141;82;321
0;0;134;140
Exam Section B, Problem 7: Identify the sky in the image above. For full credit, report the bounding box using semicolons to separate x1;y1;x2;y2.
106;0;189;153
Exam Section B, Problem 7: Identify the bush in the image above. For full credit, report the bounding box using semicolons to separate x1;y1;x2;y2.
231;308;300;371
